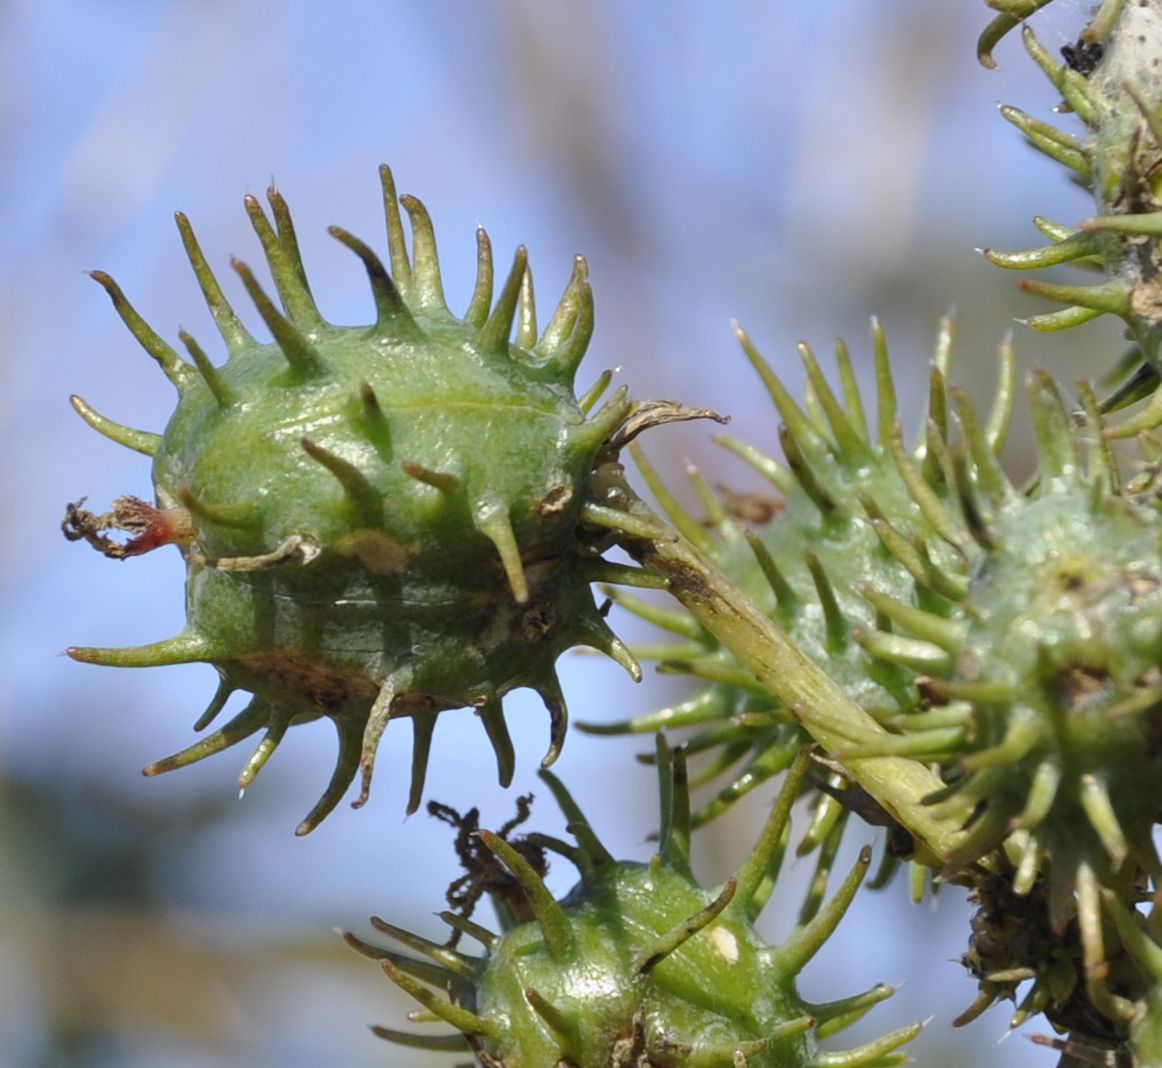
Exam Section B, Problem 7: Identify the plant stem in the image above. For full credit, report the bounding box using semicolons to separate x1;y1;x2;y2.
612;489;970;868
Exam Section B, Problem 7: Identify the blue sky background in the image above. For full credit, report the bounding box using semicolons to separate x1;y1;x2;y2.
0;2;1118;1065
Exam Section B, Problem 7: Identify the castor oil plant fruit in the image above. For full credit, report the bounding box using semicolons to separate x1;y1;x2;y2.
585;315;993;837
577;317;1162;1045
596;315;1162;912
345;740;921;1067
62;167;669;834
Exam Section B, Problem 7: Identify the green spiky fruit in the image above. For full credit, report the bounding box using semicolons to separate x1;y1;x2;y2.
346;740;921;1067
584;316;1162;1036
597;315;1162;902
63;167;656;833
779;367;1162;934
587;317;1006;835
911;375;1162;913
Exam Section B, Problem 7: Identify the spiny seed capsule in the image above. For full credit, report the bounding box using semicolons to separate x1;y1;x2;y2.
63;167;665;834
585;316;1005;843
344;739;922;1067
590;311;1162;908
908;373;1162;923
593;314;1162;1026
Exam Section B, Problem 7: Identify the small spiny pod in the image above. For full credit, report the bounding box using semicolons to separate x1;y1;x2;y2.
584;317;1003;846
909;374;1162;914
345;739;921;1067
62;168;663;833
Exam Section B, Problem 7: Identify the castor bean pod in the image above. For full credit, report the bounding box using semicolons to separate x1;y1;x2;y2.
345;739;921;1067
583;316;996;842
63;168;659;833
594;314;1162;907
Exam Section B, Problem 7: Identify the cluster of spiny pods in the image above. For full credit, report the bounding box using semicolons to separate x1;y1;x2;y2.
63;2;1162;1064
64;165;922;1067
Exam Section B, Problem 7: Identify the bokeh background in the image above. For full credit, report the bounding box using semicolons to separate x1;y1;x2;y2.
1;1;1123;1065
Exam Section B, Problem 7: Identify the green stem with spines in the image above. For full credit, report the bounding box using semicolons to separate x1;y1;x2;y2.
607;486;971;868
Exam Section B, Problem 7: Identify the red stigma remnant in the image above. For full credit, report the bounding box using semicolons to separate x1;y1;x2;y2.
62;496;194;559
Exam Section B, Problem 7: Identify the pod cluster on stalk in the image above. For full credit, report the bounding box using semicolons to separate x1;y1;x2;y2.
592;311;1162;1050
584;316;999;837
60;2;1162;1063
